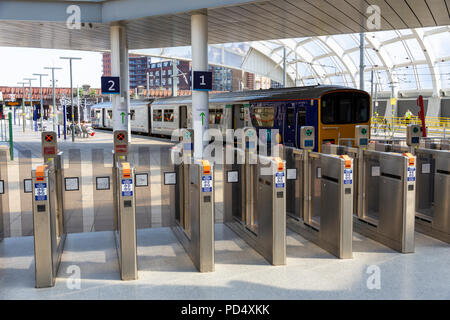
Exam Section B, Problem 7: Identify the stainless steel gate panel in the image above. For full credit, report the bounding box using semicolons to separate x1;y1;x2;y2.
284;147;303;220
354;150;416;253
0;146;9;238
32;155;66;288
415;150;450;243
172;160;215;272
114;162;138;280
92;148;114;231
224;151;286;266
285;148;353;259
63;149;83;233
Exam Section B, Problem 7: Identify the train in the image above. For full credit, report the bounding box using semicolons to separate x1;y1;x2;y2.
91;85;371;151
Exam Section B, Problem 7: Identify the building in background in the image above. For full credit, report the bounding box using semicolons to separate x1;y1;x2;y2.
102;53;152;89
102;52;273;92
147;60;191;91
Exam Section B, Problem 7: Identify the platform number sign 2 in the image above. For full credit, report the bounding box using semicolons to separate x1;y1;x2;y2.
101;76;120;95
193;71;212;91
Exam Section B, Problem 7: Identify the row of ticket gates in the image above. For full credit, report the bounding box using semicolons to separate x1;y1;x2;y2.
31;124;449;287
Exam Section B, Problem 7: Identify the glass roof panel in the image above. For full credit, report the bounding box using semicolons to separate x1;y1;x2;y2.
404;39;425;61
426;32;450;57
383;42;410;65
393;66;417;90
301;40;329;56
332;34;358;50
415;64;433;89
436;62;450;89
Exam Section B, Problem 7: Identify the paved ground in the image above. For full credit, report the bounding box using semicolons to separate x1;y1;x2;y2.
0;225;449;300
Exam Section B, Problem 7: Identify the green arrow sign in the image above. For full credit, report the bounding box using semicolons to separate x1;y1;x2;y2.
361;128;367;135
306;129;312;136
200;112;205;125
120;112;125;124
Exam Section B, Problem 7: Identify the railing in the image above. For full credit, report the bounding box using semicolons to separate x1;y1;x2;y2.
371;116;450;137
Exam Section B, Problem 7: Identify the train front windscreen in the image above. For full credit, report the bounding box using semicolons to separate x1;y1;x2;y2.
321;91;370;125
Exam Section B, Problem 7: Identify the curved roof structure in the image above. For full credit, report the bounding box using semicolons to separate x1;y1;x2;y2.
133;26;450;95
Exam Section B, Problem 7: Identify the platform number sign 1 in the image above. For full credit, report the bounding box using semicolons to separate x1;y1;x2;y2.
101;76;120;95
193;71;212;91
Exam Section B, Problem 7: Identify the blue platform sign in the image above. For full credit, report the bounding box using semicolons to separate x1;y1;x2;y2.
193;71;212;91
34;183;47;201
101;76;120;94
121;179;133;196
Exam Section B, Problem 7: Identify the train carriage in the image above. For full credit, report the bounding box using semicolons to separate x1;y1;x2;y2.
90;85;370;151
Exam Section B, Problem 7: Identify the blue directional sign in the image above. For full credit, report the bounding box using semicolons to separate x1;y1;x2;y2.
193;71;212;91
101;76;120;94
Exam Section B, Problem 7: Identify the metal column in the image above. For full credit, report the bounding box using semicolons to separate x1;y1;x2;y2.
191;10;209;159
110;24;131;141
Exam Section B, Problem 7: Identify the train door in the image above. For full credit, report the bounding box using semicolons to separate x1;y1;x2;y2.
295;107;307;148
232;104;244;130
102;108;106;128
283;105;296;146
179;105;187;128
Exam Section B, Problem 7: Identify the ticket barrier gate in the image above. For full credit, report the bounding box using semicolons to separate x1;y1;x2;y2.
322;144;416;253
32;152;66;288
113;162;138;280
283;146;354;259
223;146;286;266
371;142;450;244
171;130;214;272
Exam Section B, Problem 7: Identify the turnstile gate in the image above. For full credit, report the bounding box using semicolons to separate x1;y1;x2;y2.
415;149;450;243
323;144;416;253
371;142;450;244
223;146;286;266
283;146;354;259
32;153;66;288
113;161;138;280
171;156;215;272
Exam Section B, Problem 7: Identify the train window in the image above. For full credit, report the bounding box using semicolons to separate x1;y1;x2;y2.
107;110;112;119
153;109;162;121
164;109;174;122
286;107;295;126
251;107;275;127
208;109;223;124
130;110;135;120
321;92;370;124
297;110;306;126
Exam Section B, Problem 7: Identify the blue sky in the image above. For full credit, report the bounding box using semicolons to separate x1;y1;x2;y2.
0;47;102;88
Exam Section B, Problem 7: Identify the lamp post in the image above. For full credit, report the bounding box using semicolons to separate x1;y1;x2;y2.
17;81;27;132
23;78;37;131
32;73;48;131
44;67;62;133
60;57;81;142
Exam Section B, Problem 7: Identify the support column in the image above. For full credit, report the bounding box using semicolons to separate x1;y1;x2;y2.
426;93;441;118
191;11;208;159
359;33;365;91
110;24;131;142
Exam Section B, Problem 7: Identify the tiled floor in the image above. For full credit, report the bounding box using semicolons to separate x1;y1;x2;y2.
1;224;449;300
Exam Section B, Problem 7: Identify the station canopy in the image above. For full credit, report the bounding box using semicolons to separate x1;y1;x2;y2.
134;26;450;95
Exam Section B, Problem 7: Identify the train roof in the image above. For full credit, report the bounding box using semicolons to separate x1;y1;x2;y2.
151;85;368;105
90;85;369;109
90;99;153;109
